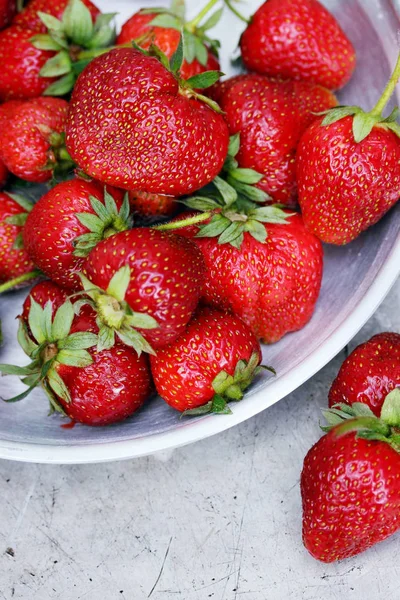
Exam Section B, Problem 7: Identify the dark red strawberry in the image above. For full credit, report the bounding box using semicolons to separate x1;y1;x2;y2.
80;227;205;354
21;280;68;323
297;54;400;244
0;0;16;30
23;178;130;290
0;191;36;283
1;297;152;426
237;0;356;90
301;396;400;562
65;45;229;196
168;210;323;344
0;160;8;187
117;9;220;81
0;97;71;182
0;25;57;101
129;190;178;218
211;74;337;205
151;306;267;414
13;0;100;33
329;333;400;417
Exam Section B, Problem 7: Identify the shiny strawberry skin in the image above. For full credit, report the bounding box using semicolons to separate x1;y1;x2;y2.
213;74;337;205
151;307;261;411
82;228;205;349
0;0;15;30
13;0;100;33
0;25;57;101
329;333;400;417
240;0;356;90
116;11;220;80
128;190;177;218
24;178;122;290
177;212;323;343
297;116;400;244
0;191;35;281
0;97;68;182
65;48;229;196
301;429;400;562
21;280;68;323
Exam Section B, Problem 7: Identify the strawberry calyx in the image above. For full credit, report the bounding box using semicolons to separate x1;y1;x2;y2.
72;190;132;258
321;52;400;142
183;352;274;416
0;298;98;414
37;129;75;179
3;192;33;249
30;0;117;95
156;134;294;248
77;266;158;356
322;389;400;453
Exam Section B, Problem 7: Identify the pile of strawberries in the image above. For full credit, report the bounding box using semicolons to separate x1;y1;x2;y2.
0;0;400;564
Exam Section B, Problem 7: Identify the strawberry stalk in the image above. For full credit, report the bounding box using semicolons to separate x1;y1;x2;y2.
185;0;221;31
223;0;250;24
0;270;41;294
155;211;213;231
370;51;400;117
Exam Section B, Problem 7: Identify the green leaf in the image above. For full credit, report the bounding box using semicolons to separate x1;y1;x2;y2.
28;297;47;344
213;176;237;206
197;215;230;238
383;107;399;123
97;325;115;352
86;14;116;48
387;121;400;139
182;400;213;416
40;51;71;77
47;368;71;403
352;112;379;143
88;197;108;222
43;72;75;96
119;194;131;224
351;402;376;417
199;7;224;31
57;349;93;368
229;168;263;185
94;12;117;30
17;319;38;357
193;36;208;66
218;221;244;245
58;332;98;351
228;133;240;157
116;328;156;356
0;363;38;376
106;266;131;301
79;273;101;300
186;70;222;89
2;383;38;403
250;205;292;224
76;212;104;233
42;301;53;341
226;232;244;249
321;105;359;127
170;0;185;19
169;33;184;73
12;232;24;250
245;219;267;243
183;30;196;64
37;11;63;31
30;33;62;51
381;389;400;427
62;0;94;45
184;196;221;211
5;213;28;227
124;312;158;330
103;188;118;215
4;192;33;212
149;14;182;30
51;300;74;341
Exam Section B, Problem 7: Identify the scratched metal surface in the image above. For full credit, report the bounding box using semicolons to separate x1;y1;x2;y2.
0;0;400;461
0;280;399;600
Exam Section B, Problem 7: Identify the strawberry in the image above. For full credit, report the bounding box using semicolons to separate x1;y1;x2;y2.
297;54;400;244
329;333;400;417
23;178;131;290
0;0;16;30
13;0;100;33
0;97;71;182
0;191;35;283
80;228;205;354
0;0;115;100
129;190;178;219
210;74;337;205
21;280;68;324
0;160;8;188
65;43;229;196
151;306;268;414
0;298;152;426
301;394;400;562
235;0;356;90
116;1;221;81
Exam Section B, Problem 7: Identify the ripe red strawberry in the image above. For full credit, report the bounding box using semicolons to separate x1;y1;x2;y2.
21;280;68;324
297;55;400;244
0;97;70;182
151;306;266;414
0;191;35;282
0;25;57;101
171;211;323;343
238;0;356;90
211;74;337;204
23;178;130;290
329;333;400;417
80;228;205;353
13;0;100;33
301;396;400;562
0;0;16;30
65;46;229;196
1;297;152;426
129;190;178;218
117;10;220;81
